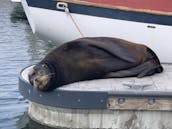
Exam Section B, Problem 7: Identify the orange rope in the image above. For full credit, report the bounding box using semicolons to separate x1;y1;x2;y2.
65;8;84;37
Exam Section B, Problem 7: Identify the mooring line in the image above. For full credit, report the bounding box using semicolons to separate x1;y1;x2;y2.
65;8;84;37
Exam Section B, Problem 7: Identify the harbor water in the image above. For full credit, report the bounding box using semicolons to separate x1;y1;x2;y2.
0;0;56;128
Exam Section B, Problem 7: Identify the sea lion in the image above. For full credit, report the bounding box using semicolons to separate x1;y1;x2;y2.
28;37;163;91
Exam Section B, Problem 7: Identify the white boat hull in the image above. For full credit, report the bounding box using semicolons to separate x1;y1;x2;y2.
11;0;21;2
21;0;172;63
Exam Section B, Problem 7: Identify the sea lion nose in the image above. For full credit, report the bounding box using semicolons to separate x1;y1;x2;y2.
34;78;38;82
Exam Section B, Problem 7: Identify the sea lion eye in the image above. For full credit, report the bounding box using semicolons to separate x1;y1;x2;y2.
42;64;47;68
32;72;36;76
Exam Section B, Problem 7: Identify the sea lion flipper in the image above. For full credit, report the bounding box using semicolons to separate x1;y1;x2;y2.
105;46;136;63
103;60;162;78
137;69;153;78
137;63;163;78
103;70;137;78
103;66;143;78
85;37;139;63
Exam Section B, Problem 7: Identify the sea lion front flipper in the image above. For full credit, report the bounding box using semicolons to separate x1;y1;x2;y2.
84;37;140;63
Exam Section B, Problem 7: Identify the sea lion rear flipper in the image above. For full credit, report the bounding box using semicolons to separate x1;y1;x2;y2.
137;64;163;78
103;65;145;78
103;70;138;78
103;60;163;78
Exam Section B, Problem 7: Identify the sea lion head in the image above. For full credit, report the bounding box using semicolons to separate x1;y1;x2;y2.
28;63;55;91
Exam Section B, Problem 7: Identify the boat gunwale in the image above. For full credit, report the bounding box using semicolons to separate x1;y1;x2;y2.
56;0;172;16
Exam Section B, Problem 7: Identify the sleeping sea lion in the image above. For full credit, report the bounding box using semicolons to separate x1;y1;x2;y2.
28;37;163;91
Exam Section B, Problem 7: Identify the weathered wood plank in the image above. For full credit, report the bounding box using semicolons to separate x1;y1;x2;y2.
29;101;172;129
108;97;172;111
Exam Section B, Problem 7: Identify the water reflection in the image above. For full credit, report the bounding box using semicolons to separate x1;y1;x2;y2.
26;34;56;64
17;112;58;129
0;1;57;129
10;3;27;23
16;112;29;129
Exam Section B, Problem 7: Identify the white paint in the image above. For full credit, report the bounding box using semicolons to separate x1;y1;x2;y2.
11;0;21;2
21;65;34;82
21;0;35;33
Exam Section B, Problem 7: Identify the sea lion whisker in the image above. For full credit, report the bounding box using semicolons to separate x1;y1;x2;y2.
44;73;55;77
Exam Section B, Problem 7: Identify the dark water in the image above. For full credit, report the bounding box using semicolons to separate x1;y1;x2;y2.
0;1;56;128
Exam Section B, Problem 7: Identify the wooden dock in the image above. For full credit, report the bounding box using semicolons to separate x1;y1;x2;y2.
19;64;172;129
